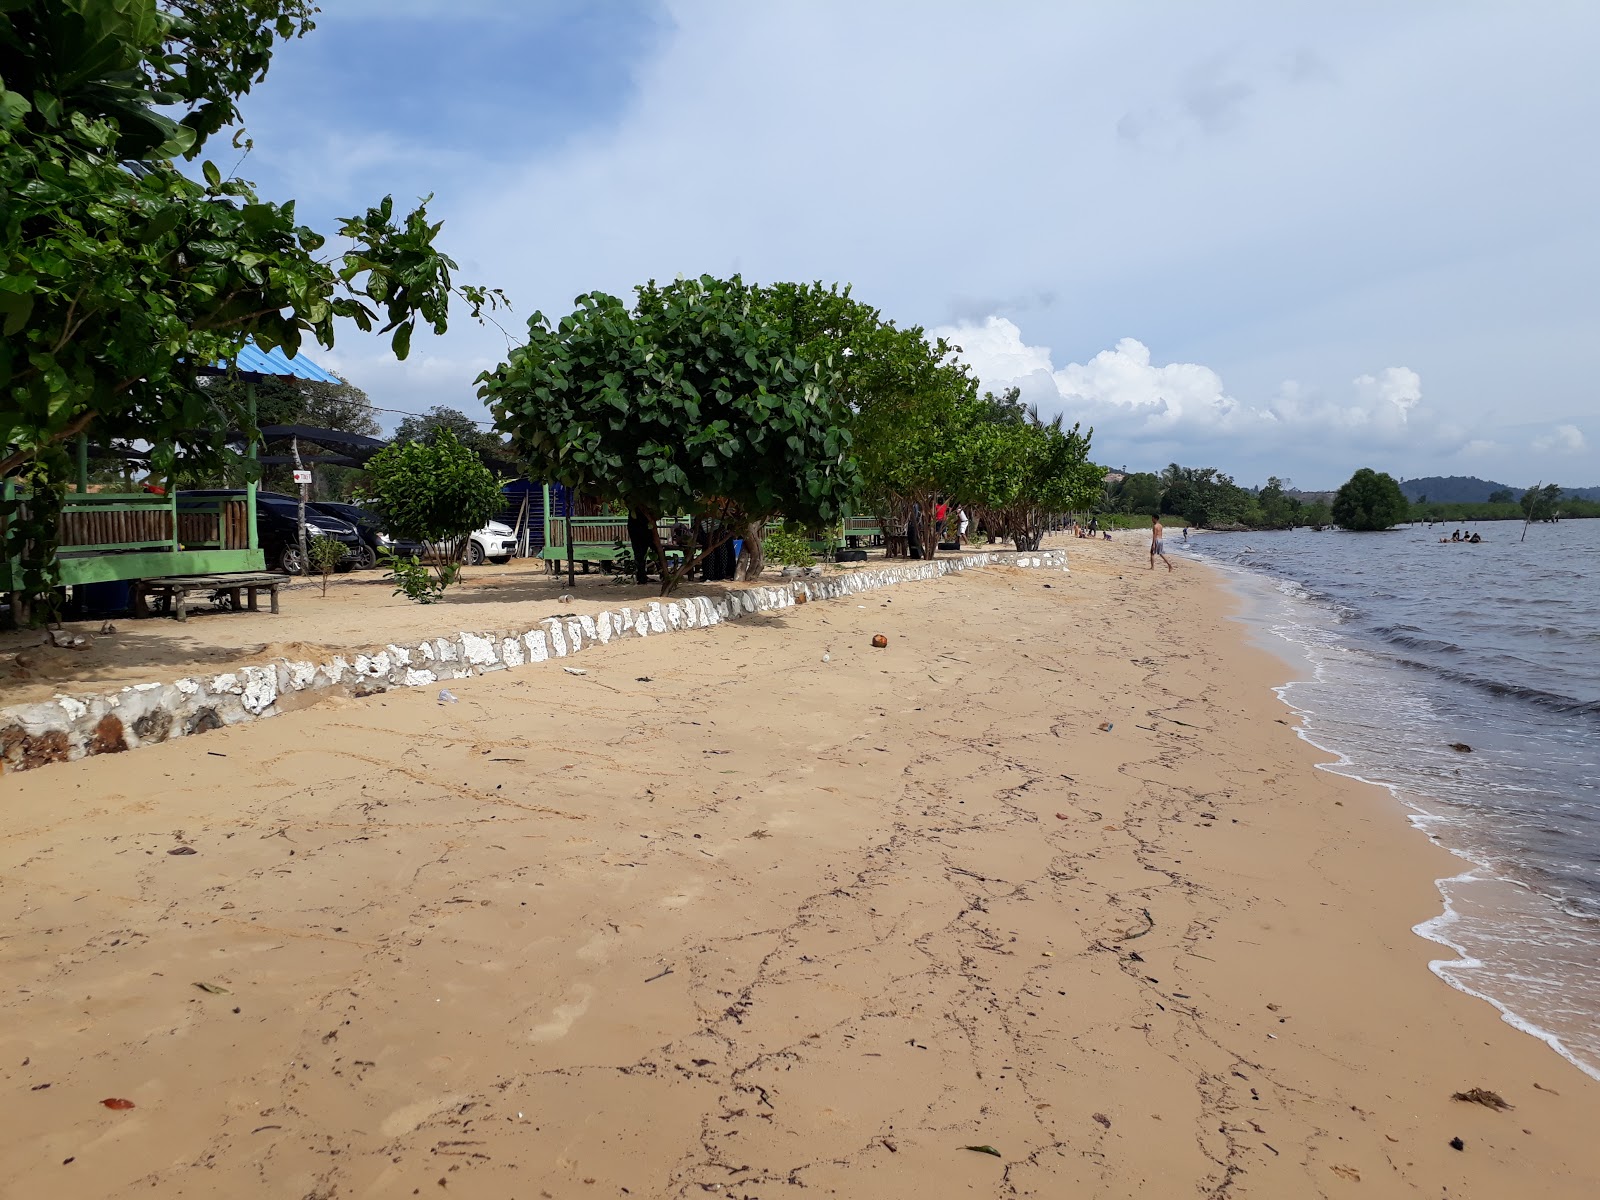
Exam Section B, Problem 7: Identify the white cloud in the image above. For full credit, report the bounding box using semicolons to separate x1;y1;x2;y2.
1533;423;1588;454
933;315;1468;474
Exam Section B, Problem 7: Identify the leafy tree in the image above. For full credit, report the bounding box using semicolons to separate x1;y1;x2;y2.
945;392;1101;550
479;275;859;594
362;429;502;602
1109;471;1162;515
392;404;508;459
1486;488;1514;505
1521;482;1562;523
0;0;501;605
1331;467;1409;531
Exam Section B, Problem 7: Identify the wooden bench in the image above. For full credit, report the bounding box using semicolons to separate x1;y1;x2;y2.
133;572;283;621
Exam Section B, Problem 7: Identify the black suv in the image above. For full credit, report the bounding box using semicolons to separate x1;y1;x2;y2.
310;501;428;569
177;490;363;575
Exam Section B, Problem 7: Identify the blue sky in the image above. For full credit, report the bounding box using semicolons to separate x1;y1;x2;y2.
225;1;1600;489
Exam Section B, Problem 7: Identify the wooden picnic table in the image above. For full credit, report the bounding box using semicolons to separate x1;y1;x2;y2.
133;572;283;621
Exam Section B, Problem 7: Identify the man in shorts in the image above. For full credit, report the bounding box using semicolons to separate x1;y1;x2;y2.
1150;514;1173;572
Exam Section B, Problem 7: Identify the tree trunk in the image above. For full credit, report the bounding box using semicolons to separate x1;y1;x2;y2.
735;518;766;580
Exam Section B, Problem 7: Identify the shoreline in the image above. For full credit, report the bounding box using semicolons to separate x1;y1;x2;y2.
1;536;1596;1196
1192;540;1600;1084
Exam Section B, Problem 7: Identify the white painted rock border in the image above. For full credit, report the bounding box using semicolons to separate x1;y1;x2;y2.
0;548;1066;773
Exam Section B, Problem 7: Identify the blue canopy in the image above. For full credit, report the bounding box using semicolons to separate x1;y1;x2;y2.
213;339;342;383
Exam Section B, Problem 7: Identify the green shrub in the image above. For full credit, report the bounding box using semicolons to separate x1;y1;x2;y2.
763;523;816;568
364;429;501;602
384;552;456;604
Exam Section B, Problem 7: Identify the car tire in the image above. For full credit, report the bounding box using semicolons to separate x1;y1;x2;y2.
467;541;486;566
352;542;378;570
489;555;511;565
279;544;305;574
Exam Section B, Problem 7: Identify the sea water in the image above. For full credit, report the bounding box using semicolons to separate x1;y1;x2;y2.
1184;519;1600;1079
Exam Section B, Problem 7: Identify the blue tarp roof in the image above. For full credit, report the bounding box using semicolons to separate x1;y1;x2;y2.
215;340;342;383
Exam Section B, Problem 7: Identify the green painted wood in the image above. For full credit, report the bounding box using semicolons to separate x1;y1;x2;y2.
0;549;269;589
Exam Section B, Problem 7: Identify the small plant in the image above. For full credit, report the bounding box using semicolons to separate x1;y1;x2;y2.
364;429;502;603
384;551;457;604
763;523;816;569
306;535;345;597
608;538;638;582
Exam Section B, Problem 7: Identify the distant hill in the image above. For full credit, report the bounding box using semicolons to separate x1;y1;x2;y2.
1400;475;1600;503
1399;475;1513;503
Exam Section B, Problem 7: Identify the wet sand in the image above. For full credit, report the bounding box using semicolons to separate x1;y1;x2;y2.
2;538;1596;1198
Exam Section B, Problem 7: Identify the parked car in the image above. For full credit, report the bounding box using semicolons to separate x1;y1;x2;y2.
177;490;363;575
467;520;517;565
309;501;427;570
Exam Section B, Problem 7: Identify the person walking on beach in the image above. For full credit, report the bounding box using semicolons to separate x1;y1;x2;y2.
956;506;969;545
1150;514;1173;572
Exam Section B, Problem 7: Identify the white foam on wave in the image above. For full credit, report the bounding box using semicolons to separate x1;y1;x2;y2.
1200;550;1600;1081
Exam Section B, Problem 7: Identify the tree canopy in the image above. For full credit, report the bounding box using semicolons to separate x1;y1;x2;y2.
1331;467;1409;531
478;275;859;592
1;0;500;600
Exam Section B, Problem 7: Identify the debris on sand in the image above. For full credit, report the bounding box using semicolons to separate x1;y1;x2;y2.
1452;1088;1512;1111
962;1145;1002;1158
1449;1137;1465;1151
871;634;888;648
1448;742;1472;753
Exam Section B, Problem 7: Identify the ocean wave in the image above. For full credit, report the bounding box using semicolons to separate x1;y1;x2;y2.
1379;654;1600;717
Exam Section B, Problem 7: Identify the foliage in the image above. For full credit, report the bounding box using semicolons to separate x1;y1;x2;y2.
1331;467;1409;531
198;374;379;496
1521;482;1564;523
306;533;343;596
392;404;516;467
479;274;859;594
1486;488;1515;505
606;538;640;581
384;551;452;605
762;523;816;569
947;391;1102;550
362;429;501;602
0;0;502;606
1105;471;1163;516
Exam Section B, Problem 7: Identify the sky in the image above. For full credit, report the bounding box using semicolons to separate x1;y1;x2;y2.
223;0;1600;490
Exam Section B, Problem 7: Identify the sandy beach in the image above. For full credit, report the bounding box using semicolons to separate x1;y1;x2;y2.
2;537;1596;1199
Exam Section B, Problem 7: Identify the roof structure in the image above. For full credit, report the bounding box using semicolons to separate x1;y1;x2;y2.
210;339;343;383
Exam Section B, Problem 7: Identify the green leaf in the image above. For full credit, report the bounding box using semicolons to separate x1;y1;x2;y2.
962;1145;1002;1158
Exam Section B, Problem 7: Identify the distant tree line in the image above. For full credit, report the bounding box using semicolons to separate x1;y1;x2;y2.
1101;465;1599;532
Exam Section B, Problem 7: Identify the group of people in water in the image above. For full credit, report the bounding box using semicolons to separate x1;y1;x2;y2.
1439;528;1483;543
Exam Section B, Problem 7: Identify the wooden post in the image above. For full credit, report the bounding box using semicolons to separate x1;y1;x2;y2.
246;384;259;551
293;435;308;572
565;483;576;590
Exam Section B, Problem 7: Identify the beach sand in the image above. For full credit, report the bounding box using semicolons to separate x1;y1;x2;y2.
2;537;1596;1198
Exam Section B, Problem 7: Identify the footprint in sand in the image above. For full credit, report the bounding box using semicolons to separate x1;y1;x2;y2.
529;983;594;1042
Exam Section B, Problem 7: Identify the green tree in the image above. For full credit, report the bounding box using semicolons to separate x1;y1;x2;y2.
1110;471;1163;515
1331;467;1409;531
392;404;511;460
362;429;502;602
479;275;859;594
1521;482;1562;523
1486;488;1514;505
0;0;501;604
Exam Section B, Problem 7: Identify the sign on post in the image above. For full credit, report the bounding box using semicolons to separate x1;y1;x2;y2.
292;469;313;484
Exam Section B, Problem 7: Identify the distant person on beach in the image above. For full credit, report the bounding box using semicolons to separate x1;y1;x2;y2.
1182;526;1189;541
935;501;948;538
957;507;969;544
626;511;654;584
1150;515;1173;572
